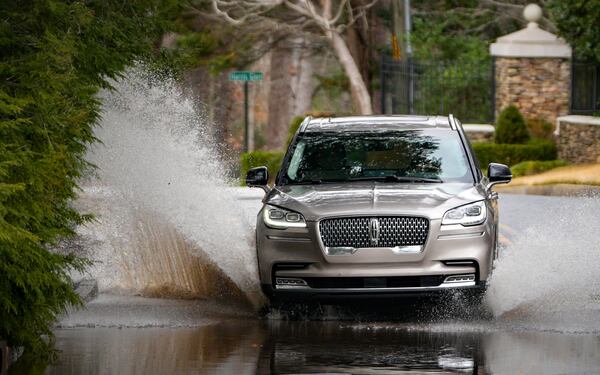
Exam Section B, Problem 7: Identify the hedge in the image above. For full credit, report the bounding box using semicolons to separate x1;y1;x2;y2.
473;140;557;167
0;0;174;358
240;151;284;184
510;160;569;177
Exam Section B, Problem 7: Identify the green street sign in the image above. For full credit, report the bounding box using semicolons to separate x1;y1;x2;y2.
229;71;263;81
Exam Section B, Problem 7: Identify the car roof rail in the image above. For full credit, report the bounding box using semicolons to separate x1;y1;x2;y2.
298;116;313;133
448;114;457;130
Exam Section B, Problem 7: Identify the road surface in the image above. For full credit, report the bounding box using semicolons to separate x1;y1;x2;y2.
11;192;600;374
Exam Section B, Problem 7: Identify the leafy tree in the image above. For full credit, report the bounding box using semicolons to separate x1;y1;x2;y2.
195;0;379;115
0;0;177;358
495;105;530;144
548;0;600;62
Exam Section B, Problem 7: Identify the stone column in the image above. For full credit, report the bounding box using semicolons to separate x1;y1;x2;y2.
490;4;572;125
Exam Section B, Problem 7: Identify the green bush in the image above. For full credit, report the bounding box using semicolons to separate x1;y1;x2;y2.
473;140;557;166
526;117;555;141
0;0;175;358
286;116;305;146
495;105;530;144
240;151;284;184
511;160;569;177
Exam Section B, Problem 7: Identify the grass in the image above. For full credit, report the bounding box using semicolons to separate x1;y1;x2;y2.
503;164;600;187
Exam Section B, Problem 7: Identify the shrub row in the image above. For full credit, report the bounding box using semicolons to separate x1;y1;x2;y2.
510;160;569;177
473;140;557;167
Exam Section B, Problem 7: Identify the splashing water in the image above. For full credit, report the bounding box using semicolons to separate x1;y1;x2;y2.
76;67;264;308
486;195;600;331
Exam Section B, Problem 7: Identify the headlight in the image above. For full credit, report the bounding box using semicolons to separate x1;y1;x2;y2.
263;205;307;229
442;201;486;226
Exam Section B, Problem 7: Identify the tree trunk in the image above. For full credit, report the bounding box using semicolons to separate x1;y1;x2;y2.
267;44;294;149
329;30;373;115
291;37;314;117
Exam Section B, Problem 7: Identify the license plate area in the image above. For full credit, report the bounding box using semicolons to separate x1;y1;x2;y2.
364;277;387;288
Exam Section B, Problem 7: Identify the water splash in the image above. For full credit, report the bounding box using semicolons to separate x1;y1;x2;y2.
76;67;264;307
486;195;600;331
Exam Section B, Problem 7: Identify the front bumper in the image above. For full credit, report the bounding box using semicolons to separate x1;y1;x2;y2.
256;214;494;299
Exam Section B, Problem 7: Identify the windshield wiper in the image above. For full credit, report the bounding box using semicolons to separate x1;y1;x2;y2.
348;175;443;183
288;176;442;185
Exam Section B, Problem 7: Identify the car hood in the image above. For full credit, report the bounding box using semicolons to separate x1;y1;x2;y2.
264;182;485;221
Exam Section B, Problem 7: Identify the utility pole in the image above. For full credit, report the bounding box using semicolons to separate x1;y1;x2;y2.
243;81;249;153
404;0;414;114
391;0;403;60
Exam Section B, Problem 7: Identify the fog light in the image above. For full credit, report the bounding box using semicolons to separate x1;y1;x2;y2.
444;274;476;283
275;277;308;288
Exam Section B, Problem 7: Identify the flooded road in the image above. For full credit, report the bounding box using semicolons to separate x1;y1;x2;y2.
11;193;600;375
17;319;600;374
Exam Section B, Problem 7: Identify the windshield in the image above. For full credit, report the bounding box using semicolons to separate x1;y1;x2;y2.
283;129;473;184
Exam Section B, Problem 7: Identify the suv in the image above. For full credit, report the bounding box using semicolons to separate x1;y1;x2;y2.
246;115;511;302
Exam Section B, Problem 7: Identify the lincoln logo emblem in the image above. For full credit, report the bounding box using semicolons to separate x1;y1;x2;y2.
369;218;380;245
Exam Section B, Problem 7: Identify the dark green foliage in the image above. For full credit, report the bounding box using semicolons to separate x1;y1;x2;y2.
240;151;284;185
286;116;306;147
0;0;176;358
495;106;530;144
407;2;505;123
526;117;555;141
511;160;569;177
548;0;600;62
473;140;557;167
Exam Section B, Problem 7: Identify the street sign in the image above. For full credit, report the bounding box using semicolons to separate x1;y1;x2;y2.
229;71;263;81
228;71;263;153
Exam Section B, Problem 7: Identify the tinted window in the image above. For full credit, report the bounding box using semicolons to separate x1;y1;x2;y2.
284;129;473;184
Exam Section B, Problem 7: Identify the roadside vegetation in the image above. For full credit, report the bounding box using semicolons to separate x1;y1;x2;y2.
511;160;570;178
507;164;600;186
0;0;177;359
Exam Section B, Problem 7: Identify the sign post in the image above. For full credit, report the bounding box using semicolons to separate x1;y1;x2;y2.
229;71;263;153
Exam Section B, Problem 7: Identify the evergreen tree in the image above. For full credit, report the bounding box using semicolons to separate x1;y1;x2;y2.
0;0;177;358
495;105;530;144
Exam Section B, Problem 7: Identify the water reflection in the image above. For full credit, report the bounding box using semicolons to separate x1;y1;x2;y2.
17;320;600;374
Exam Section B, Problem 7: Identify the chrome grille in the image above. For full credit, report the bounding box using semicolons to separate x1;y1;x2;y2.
319;216;429;248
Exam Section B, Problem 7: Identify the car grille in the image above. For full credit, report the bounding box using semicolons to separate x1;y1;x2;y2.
303;275;445;289
319;216;429;248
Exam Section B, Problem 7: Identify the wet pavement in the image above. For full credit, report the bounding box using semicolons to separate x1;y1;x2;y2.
14;319;600;374
11;193;600;374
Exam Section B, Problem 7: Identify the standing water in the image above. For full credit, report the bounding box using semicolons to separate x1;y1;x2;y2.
75;67;264;308
485;194;600;332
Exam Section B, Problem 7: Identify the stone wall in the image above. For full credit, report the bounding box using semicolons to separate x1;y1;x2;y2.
463;124;494;142
495;57;570;125
556;116;600;163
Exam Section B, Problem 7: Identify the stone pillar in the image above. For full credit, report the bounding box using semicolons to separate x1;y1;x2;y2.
490;4;572;125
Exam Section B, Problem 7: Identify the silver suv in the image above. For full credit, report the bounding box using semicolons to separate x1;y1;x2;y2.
246;115;511;302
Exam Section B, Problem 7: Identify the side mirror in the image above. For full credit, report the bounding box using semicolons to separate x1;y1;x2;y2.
487;163;512;188
246;166;269;192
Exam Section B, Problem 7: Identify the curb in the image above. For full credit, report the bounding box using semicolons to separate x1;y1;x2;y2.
496;183;600;197
75;278;99;302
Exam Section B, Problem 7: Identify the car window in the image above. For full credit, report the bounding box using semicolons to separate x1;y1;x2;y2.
284;129;473;184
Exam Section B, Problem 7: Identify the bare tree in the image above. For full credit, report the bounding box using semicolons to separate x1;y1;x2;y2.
195;0;378;115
